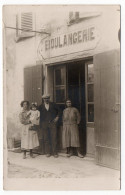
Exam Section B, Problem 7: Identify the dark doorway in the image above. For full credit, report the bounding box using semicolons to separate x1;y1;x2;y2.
67;62;86;155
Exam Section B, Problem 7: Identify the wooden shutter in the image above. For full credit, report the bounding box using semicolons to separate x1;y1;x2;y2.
16;12;35;40
24;67;33;104
24;65;43;106
94;49;120;169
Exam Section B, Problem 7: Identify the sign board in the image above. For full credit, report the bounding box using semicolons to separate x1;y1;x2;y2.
38;25;100;60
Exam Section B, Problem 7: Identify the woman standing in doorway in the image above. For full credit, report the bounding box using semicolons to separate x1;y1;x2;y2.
62;99;84;158
19;101;39;159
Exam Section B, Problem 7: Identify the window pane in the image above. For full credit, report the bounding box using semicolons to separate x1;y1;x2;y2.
88;104;94;122
56;88;65;103
87;64;94;82
55;68;65;85
88;84;94;102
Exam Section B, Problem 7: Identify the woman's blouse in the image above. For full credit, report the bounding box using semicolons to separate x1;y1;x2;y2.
63;107;81;125
19;110;31;125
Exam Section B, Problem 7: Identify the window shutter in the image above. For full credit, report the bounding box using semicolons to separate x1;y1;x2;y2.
69;12;79;22
68;12;79;26
24;65;43;106
16;12;35;39
69;12;75;23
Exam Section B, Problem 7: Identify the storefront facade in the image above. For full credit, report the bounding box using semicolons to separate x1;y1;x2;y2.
5;6;120;170
23;10;120;170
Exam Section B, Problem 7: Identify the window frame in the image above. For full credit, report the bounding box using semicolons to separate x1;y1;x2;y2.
85;61;94;127
54;65;66;104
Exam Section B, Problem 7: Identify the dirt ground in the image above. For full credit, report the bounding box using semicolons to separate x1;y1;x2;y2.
4;151;121;190
7;150;120;178
8;163;60;178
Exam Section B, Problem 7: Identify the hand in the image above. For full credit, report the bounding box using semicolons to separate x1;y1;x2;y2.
77;120;80;124
27;112;31;116
53;117;59;123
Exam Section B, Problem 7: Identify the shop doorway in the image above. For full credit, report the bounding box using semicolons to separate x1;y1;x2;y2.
48;59;94;156
67;62;86;155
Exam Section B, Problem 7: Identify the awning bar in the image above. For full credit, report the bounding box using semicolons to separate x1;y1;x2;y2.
5;26;51;35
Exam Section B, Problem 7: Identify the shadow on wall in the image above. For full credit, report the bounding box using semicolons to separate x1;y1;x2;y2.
7;117;21;149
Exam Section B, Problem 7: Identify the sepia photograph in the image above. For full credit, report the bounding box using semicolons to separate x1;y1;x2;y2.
2;2;121;191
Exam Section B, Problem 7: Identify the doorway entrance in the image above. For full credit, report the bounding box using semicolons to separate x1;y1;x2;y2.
67;62;86;154
50;59;94;156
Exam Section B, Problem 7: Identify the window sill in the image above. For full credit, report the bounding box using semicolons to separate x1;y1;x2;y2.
86;122;94;128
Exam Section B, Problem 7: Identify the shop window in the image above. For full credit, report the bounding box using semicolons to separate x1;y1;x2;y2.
55;68;65;85
88;104;94;122
88;84;94;102
55;87;65;103
86;62;94;123
87;64;94;82
54;66;66;104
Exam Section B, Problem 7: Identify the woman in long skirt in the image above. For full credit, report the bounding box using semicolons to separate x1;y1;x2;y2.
62;99;84;158
19;100;39;159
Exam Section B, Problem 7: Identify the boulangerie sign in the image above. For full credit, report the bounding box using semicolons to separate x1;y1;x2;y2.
38;25;100;59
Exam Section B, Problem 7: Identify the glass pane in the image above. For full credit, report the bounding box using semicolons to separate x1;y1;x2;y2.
87;64;94;82
56;88;65;103
55;68;65;85
88;84;94;102
88;104;94;122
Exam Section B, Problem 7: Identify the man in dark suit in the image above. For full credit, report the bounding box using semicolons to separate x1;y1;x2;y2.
38;94;60;158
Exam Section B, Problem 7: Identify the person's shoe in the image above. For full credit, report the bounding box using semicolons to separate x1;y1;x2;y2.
54;154;58;158
67;152;73;157
67;153;70;157
23;153;26;159
30;153;35;158
46;154;51;157
77;152;84;158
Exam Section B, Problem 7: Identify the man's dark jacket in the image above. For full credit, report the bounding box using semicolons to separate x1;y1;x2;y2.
38;102;61;126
